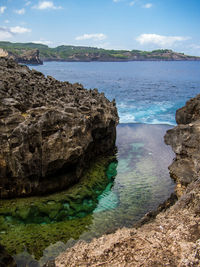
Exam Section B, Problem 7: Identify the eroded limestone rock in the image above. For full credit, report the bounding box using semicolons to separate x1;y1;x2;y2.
0;58;118;198
165;94;200;196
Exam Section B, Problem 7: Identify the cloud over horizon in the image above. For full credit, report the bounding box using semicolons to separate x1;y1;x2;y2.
0;26;31;40
136;33;190;47
75;33;107;41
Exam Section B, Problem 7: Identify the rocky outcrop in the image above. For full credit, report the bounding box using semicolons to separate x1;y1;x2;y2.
165;94;200;196
0;48;43;65
0;58;118;198
15;49;43;65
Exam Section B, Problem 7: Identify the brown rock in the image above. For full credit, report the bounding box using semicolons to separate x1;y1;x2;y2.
165;94;200;193
0;58;118;198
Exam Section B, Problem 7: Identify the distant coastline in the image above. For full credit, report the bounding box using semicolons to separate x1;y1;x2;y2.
0;41;200;65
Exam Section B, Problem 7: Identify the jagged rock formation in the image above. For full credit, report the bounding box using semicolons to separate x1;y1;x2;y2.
165;94;200;196
54;96;200;267
0;58;118;198
0;48;43;65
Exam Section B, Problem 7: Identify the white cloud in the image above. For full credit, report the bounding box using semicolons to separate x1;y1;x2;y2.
136;33;190;47
76;33;107;41
0;26;31;40
113;0;121;2
33;1;62;10
189;44;200;50
129;1;136;6
0;27;12;40
10;26;31;34
143;3;152;8
25;1;31;6
0;6;6;14
15;8;26;15
4;20;10;24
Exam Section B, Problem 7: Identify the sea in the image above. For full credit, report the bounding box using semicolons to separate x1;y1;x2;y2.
33;61;200;125
2;61;200;265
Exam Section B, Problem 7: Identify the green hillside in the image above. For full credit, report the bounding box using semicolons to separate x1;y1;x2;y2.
0;41;199;62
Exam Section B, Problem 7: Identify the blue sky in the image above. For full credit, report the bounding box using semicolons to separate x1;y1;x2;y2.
0;0;200;55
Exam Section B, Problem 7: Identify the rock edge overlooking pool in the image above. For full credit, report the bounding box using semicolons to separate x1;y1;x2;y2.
54;95;200;267
0;58;118;198
165;94;200;197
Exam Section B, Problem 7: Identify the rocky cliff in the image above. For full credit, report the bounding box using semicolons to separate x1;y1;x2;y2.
0;42;199;62
0;58;118;198
54;95;200;267
0;48;43;65
165;94;200;197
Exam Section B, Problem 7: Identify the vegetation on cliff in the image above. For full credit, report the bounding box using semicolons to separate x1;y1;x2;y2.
0;41;199;62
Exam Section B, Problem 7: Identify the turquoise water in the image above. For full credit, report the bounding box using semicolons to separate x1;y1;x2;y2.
32;61;200;125
0;123;175;266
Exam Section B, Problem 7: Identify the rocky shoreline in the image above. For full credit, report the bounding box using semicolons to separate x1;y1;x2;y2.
54;95;200;266
0;58;118;198
0;58;200;266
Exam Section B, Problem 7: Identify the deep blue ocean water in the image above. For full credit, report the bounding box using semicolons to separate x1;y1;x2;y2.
33;61;200;125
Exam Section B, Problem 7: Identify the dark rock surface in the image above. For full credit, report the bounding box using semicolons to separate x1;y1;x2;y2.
165;94;200;196
0;48;43;65
0;244;16;267
15;49;43;65
0;58;118;198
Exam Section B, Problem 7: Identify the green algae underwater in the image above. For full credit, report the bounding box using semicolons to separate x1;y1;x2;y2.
0;123;175;265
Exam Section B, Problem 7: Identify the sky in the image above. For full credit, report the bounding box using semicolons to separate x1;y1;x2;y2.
0;0;200;55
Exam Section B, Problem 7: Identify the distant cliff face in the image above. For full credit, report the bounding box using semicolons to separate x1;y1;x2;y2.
15;49;43;65
0;58;118;198
40;49;200;62
0;48;43;65
0;42;199;62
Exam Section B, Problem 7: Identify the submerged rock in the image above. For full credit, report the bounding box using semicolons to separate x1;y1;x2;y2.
0;58;118;198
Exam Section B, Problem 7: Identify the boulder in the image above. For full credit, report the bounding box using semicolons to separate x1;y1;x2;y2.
0;58;118;198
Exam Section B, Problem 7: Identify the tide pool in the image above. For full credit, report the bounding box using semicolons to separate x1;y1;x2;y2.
0;123;175;266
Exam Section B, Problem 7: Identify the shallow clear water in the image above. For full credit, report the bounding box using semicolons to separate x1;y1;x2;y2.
32;61;200;125
0;124;175;265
